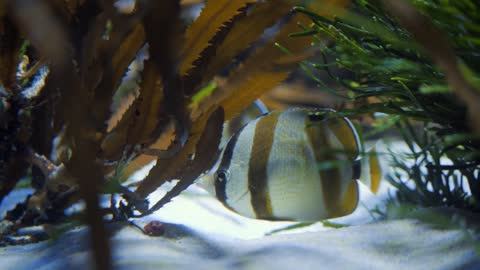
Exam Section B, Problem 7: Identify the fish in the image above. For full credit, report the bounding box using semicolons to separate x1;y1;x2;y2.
197;107;382;222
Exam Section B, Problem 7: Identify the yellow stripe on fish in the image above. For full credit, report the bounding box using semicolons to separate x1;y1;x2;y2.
198;108;382;222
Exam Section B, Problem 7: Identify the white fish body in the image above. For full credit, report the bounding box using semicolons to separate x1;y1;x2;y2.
198;108;381;222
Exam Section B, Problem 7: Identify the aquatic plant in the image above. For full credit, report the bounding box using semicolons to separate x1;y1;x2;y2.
295;0;480;210
0;0;349;268
1;0;479;268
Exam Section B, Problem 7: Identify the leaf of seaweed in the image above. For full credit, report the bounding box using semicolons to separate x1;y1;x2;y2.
101;94;138;160
95;20;147;157
8;0;72;156
0;15;30;202
143;1;182;85
135;107;224;215
182;5;249;96
134;106;223;199
8;0;70;68
181;0;205;5
115;121;176;183
221;13;315;121
0;147;29;205
126;60;168;145
381;0;480;135
86;9;147;132
185;0;293;96
11;0;112;267
47;0;80;22
180;0;256;76
194;12;313;121
143;0;187;147
0;16;22;91
100;59;167;160
111;23;146;93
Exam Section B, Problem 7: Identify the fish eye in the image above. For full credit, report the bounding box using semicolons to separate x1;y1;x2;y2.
215;169;230;183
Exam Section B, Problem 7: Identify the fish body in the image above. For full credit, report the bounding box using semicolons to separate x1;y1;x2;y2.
198;108;381;221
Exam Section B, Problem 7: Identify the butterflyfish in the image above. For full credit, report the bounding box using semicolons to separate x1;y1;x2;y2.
198;108;382;221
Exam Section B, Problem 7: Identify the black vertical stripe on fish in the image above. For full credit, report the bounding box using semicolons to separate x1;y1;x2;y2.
248;113;279;219
214;169;228;206
319;167;343;217
306;121;342;217
215;130;242;205
352;159;361;180
339;179;359;215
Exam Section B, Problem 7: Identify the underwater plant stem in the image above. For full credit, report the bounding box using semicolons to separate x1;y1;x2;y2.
381;0;480;135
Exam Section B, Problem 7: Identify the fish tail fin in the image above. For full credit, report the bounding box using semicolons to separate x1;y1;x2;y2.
358;144;382;194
